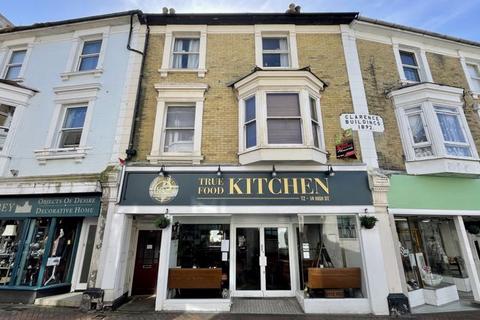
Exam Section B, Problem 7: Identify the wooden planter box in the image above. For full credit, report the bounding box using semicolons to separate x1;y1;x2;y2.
168;268;222;289
307;267;361;290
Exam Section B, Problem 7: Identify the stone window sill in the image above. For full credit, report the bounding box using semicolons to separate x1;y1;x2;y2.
405;157;480;176
238;146;328;165
34;147;91;164
147;153;204;165
60;69;103;81
158;68;207;78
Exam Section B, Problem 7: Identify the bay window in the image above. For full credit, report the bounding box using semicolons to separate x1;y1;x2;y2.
233;70;326;164
388;83;480;175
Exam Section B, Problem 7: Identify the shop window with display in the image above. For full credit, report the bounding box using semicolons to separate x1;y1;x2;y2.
0;220;25;286
395;217;467;293
296;215;365;299
167;224;230;299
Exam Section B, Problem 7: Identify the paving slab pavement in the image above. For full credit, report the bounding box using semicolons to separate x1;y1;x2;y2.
0;304;479;320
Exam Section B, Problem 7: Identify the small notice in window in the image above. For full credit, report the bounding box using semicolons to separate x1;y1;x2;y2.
222;252;228;261
303;251;310;259
47;257;61;266
146;244;153;250
221;240;230;252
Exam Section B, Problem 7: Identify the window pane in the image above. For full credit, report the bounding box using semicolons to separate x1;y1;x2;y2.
267;119;302;144
403;67;420;82
262;38;287;50
446;146;471;157
312;122;320;148
166;107;195;128
263;53;288;67
267;93;300;117
172;53;199;69
5;66;21;80
164;129;194;153
407;114;428;144
173;38;199;53
245;121;256;148
63;107;87;129
414;146;434;158
245;97;256;122
81;40;102;55
59;129;83;148
0;220;25;286
467;64;480;78
400;51;417;66
309;97;318;121
436;113;466;143
79;56;99;71
9;50;26;64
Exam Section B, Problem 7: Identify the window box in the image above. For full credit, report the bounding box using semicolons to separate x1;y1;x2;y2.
388;83;480;176
232;69;326;165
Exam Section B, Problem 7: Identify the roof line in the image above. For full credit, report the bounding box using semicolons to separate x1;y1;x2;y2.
0;10;144;34
357;16;480;48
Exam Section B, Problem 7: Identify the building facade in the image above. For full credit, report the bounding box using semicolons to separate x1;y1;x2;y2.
0;11;145;303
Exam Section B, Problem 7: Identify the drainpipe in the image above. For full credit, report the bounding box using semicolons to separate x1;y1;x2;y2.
125;12;150;160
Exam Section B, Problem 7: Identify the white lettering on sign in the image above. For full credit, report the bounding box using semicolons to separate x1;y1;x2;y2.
340;113;384;132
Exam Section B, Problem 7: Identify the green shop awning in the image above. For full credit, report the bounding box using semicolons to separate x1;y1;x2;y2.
388;174;480;211
0;194;101;218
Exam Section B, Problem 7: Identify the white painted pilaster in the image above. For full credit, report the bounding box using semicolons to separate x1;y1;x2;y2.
155;221;172;310
454;216;480;302
340;25;378;168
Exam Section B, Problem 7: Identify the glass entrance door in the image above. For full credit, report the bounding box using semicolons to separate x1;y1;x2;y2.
234;225;293;297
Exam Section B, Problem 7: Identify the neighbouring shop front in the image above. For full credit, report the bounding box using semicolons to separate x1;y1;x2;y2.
0;194;101;303
114;166;391;314
388;174;480;311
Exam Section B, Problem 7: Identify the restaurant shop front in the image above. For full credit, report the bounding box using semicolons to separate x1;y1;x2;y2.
101;165;392;314
0;193;101;303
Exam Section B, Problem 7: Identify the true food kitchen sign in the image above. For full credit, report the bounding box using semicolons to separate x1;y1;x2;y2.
120;171;373;206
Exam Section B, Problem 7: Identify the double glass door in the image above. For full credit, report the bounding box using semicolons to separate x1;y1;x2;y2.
235;225;293;297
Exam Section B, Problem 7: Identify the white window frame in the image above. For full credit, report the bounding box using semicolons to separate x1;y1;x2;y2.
56;104;88;149
388;83;480;175
392;44;433;84
261;36;291;68
235;70;326;165
76;39;103;72
404;107;434;158
35;83;100;164
254;25;298;69
243;95;257;151
0;104;16;151
265;91;303;145
61;27;109;80
148;83;207;164
0;37;35;82
161;104;196;154
170;36;200;70
460;55;480;98
159;25;207;78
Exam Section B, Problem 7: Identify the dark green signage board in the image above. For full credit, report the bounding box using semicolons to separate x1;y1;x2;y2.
0;194;101;218
120;171;372;206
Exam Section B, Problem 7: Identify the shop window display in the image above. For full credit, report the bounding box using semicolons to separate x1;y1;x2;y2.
395;217;466;291
297;215;364;299
0;220;25;286
42;218;80;286
168;224;230;299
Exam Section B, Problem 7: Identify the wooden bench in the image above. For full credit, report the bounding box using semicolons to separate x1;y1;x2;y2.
168;268;222;289
307;267;361;289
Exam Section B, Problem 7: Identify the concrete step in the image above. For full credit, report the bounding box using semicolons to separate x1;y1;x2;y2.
34;292;83;308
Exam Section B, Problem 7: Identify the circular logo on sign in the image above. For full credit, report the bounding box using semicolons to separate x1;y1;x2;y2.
149;176;179;204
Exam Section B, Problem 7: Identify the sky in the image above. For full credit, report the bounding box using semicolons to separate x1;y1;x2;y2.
1;0;479;42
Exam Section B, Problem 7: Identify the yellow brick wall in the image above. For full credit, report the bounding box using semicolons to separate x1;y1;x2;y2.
297;33;361;164
426;52;480;152
134;32;361;164
356;39;405;170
